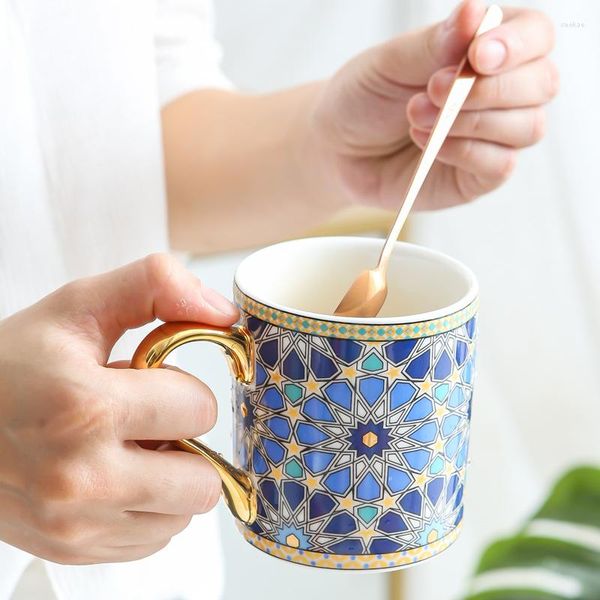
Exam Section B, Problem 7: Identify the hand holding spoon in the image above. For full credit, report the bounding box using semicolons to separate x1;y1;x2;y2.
334;5;503;318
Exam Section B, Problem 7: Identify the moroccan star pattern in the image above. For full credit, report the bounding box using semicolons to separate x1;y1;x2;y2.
346;419;392;460
232;314;477;557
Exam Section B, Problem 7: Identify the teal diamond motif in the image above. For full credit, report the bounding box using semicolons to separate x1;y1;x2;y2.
361;352;384;373
357;505;380;525
284;383;304;405
285;457;304;479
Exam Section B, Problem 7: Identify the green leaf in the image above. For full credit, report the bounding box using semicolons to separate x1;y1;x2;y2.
469;537;600;598
475;537;600;574
532;466;600;529
464;467;600;600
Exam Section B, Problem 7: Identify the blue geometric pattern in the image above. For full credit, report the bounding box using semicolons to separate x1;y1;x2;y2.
233;314;476;556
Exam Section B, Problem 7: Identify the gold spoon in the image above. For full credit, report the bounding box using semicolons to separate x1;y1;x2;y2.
334;4;503;318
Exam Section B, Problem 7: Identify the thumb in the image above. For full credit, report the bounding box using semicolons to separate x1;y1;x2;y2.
49;253;239;358
374;0;486;87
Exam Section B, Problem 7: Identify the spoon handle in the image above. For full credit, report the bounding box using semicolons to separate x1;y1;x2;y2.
377;4;503;270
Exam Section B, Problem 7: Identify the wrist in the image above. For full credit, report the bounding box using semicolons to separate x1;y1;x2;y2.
288;82;353;212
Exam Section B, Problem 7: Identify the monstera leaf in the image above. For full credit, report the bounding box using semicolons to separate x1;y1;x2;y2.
463;467;600;600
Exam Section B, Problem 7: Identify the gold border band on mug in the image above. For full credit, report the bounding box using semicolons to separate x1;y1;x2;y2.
238;523;462;570
234;286;478;341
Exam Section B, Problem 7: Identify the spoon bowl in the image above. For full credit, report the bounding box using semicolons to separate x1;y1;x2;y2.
333;267;387;317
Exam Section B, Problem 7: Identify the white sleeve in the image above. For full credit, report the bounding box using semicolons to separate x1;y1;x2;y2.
155;0;232;107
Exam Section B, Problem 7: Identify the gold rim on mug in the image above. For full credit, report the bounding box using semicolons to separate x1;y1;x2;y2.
234;286;478;341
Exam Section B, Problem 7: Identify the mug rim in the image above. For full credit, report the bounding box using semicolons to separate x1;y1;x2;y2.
234;237;478;327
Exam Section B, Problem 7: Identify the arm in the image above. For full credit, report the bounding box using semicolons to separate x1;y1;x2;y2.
162;1;556;254
162;83;345;254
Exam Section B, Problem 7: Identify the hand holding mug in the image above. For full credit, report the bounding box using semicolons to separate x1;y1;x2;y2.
0;254;236;564
0;242;478;571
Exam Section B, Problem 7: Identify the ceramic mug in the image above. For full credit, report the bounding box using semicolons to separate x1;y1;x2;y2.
132;237;478;571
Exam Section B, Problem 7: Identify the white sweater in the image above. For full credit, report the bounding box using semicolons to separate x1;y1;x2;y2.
0;0;229;597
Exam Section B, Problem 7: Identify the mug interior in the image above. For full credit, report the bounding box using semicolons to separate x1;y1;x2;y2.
235;237;477;324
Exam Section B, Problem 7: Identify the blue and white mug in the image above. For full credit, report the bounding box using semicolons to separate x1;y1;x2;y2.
132;237;478;571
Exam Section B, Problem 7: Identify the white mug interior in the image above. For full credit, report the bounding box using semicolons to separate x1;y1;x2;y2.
234;236;478;324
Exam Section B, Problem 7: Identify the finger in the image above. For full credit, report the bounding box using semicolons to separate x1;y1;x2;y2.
372;0;486;87
410;127;517;183
107;512;192;546
428;59;559;110
469;8;555;75
51;253;239;359
124;447;222;515
407;94;546;148
103;366;217;441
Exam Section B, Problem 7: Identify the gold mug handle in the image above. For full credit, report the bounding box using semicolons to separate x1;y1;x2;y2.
131;321;257;524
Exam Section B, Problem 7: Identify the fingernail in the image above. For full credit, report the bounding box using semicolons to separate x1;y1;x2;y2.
202;286;239;317
476;39;507;71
